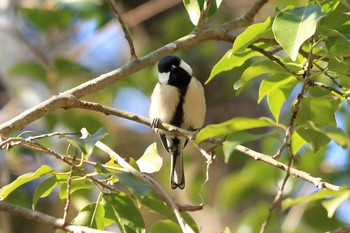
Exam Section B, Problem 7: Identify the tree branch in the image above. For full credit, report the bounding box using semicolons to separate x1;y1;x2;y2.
0;0;268;136
106;0;137;59
0;202;114;233
234;145;340;191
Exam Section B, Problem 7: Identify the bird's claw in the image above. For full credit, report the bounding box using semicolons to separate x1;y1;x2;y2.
151;118;162;131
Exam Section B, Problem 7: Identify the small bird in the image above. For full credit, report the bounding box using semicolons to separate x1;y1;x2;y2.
149;55;206;189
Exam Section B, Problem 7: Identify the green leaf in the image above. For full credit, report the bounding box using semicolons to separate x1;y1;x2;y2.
308;122;349;148
32;176;58;209
142;193;199;233
223;131;276;163
66;127;108;158
272;4;324;61
291;131;307;154
328;43;350;56
282;189;348;209
103;193;145;233
0;165;55;200
116;172;151;197
259;74;298;122
322;190;350;218
150;220;182;233
20;7;76;32
183;0;222;25
196;117;276;143
340;0;350;8
136;143;163;173
233;59;288;91
295;96;341;151
72;202;105;229
59;178;93;200
54;57;89;78
283;189;350;218
9;61;47;82
328;57;350;73
232;17;273;53
206;48;261;84
141;192;175;220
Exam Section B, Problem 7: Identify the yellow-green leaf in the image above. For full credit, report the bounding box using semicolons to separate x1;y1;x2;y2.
272;4;324;61
0;165;55;200
196;117;276;143
136;143;163;173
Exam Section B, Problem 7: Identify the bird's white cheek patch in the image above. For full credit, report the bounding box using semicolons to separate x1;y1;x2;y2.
158;72;170;84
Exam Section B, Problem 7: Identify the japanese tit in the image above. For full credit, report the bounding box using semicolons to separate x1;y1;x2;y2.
149;55;206;189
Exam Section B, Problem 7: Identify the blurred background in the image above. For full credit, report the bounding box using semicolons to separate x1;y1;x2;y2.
0;0;349;232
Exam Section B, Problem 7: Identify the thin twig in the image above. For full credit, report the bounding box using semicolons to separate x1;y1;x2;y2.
273;41;314;159
106;0;137;59
313;63;342;88
63;156;75;223
234;144;340;191
249;44;299;77
260;154;294;233
195;0;213;32
308;80;350;100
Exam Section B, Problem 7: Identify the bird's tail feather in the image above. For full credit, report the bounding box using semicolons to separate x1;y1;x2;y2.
170;149;185;189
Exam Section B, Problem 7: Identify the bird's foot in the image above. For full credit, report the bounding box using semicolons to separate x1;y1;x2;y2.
151;118;162;132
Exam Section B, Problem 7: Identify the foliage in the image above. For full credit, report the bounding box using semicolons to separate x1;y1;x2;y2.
1;0;350;233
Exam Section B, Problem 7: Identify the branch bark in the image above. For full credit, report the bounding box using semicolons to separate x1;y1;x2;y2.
0;202;114;233
0;0;268;136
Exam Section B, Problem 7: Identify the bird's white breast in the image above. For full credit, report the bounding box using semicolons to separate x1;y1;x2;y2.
149;78;206;130
182;78;206;129
149;83;180;124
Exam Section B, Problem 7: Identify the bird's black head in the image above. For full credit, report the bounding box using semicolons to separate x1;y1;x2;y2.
157;55;193;88
158;55;181;73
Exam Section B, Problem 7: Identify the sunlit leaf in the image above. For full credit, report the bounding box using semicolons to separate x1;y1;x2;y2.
183;0;222;25
196;117;276;143
233;59;287;90
206;48;261;84
150;220;182;233
322;191;350;218
272;4;324;61
0;165;55;200
136;143;163;173
259;74;298;122
283;189;350;211
233;17;273;53
291;131;307;154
